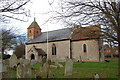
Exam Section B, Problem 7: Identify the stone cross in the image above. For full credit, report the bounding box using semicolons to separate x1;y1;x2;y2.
64;57;73;76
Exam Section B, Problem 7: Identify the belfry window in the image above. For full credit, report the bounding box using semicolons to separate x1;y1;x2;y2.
83;44;87;53
52;43;56;55
30;30;31;33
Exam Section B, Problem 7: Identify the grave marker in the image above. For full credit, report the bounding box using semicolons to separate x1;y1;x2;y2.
64;57;73;76
17;63;32;78
9;54;18;67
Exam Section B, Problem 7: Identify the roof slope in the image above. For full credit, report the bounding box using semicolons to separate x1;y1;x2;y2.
26;28;73;44
71;25;100;40
28;20;41;29
26;25;100;44
35;48;47;56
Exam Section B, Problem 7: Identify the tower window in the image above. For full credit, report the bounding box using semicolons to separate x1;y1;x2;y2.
37;31;38;33
83;44;87;53
52;43;56;55
30;30;31;33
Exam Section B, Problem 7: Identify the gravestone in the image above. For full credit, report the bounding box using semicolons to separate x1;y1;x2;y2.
3;59;9;67
24;64;32;78
17;64;24;78
20;59;30;65
41;56;47;67
64;57;73;76
37;61;53;78
17;63;32;78
31;60;39;66
38;62;49;78
9;54;18;67
2;71;13;78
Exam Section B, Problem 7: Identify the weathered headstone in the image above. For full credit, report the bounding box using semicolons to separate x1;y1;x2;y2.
20;59;30;65
41;56;47;67
36;61;53;78
17;64;24;78
31;60;39;66
2;71;13;78
64;57;73;76
17;63;32;78
24;64;32;78
3;59;9;67
38;62;49;78
9;54;18;67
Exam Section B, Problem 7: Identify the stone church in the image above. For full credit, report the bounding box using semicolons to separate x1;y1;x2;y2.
25;19;103;62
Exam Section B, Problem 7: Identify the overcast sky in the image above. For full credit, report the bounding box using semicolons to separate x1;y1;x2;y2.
9;0;65;34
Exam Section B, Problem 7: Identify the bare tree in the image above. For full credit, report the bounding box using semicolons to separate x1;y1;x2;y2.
50;0;120;76
1;28;17;54
0;0;30;22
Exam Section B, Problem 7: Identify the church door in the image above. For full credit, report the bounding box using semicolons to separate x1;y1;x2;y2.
31;54;35;60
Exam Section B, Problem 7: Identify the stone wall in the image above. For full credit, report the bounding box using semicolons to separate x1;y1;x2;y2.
72;39;100;62
26;39;100;62
25;40;70;62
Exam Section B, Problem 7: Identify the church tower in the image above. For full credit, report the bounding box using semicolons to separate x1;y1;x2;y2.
27;18;41;40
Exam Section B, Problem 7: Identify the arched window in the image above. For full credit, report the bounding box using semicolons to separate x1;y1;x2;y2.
83;44;87;53
52;43;56;55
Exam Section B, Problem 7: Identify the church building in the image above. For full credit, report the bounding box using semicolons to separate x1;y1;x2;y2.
25;19;103;62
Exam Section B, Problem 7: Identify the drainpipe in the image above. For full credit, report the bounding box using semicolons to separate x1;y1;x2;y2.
70;40;72;59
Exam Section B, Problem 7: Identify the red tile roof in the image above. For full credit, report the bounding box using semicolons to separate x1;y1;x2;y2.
71;25;101;40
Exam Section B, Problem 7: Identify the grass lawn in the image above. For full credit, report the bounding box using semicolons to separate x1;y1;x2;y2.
8;58;119;78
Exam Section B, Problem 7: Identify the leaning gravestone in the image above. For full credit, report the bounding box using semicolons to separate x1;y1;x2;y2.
17;63;32;78
9;54;18;67
64;57;73;76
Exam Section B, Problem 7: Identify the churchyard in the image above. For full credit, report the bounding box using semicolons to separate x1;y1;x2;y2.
1;54;119;79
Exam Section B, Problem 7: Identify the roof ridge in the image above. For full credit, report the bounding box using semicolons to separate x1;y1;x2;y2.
42;27;72;33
